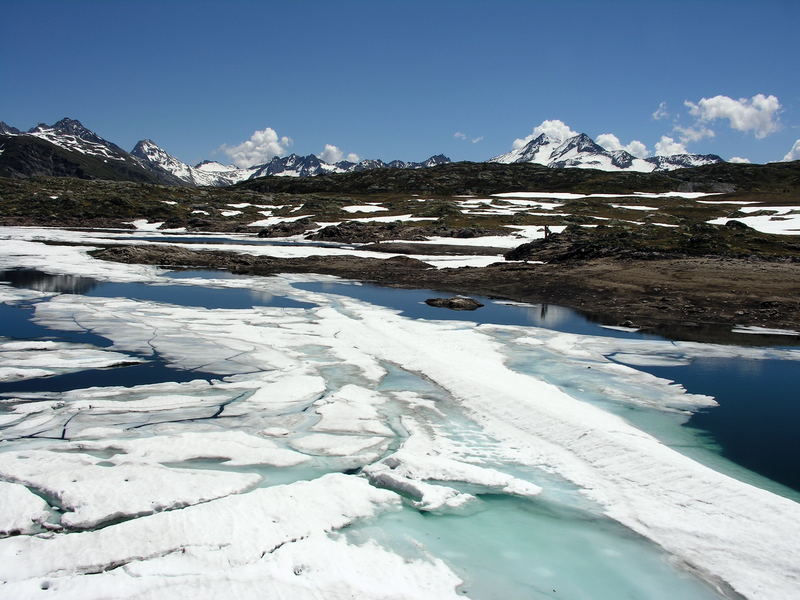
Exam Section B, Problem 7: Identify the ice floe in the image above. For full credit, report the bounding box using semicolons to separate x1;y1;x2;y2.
0;480;51;535
0;449;260;529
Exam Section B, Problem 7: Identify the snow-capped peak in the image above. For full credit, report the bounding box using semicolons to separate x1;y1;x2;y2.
26;117;130;162
490;131;723;172
131;140;256;186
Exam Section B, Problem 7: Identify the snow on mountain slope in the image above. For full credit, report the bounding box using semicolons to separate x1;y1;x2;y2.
490;132;723;172
27;118;131;163
131;141;256;186
132;136;453;185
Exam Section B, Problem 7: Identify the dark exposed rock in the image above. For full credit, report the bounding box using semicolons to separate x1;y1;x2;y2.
308;220;509;244
425;297;484;310
504;223;800;263
257;218;317;238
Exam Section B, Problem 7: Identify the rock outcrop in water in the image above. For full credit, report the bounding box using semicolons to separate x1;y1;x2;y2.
425;297;484;310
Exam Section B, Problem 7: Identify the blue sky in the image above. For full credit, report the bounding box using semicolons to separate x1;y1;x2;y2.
3;0;799;166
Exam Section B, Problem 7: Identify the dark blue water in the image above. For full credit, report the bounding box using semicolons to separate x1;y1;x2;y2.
293;281;660;340
0;362;216;395
0;269;315;310
0;302;110;346
637;357;799;491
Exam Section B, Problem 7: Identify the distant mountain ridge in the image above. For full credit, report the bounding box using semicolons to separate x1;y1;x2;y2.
490;132;723;172
0;118;452;186
1;117;725;187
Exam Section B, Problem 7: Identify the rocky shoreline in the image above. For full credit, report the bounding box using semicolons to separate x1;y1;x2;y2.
92;244;800;345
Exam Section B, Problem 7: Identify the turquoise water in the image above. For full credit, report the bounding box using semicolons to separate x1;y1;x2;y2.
347;496;726;600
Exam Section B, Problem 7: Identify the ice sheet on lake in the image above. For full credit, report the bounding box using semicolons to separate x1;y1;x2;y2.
1;229;800;598
313;299;800;599
0;340;142;380
70;430;311;467
0;475;468;600
0;450;260;529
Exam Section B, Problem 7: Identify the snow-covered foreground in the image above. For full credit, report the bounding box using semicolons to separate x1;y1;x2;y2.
0;231;799;599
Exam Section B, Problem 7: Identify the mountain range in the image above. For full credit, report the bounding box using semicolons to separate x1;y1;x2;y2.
490;132;722;172
0;117;724;187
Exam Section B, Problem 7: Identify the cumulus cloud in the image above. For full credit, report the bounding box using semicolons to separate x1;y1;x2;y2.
317;144;360;164
783;140;800;162
222;127;292;168
674;125;715;143
729;156;751;164
318;144;344;163
596;133;649;158
512;119;578;150
685;94;781;138
652;101;669;120
654;136;688;156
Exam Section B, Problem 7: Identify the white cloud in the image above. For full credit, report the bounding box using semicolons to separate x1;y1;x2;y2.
685;94;781;139
317;145;359;164
318;144;344;163
783;140;800;161
317;145;360;164
222;127;292;168
624;140;649;159
674;125;715;143
455;132;483;144
729;156;751;164
512;119;577;150
654;136;688;156
652;101;669;120
596;133;649;158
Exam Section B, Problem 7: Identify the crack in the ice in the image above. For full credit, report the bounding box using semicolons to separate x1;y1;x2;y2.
126;391;250;430
60;411;80;440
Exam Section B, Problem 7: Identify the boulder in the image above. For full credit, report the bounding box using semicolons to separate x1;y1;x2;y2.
424;297;484;311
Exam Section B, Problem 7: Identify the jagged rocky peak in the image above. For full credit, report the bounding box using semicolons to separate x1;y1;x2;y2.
30;117;103;142
131;139;164;156
0;121;21;135
422;154;451;166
